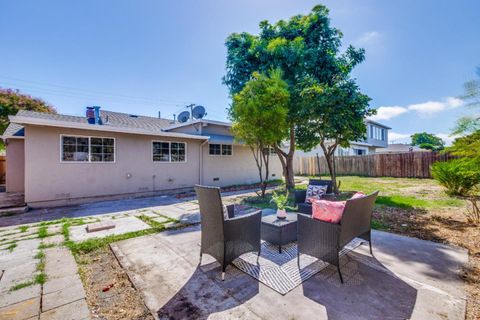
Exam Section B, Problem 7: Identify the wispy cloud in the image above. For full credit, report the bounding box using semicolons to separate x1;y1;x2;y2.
407;97;463;116
369;96;464;121
369;106;408;121
354;31;381;46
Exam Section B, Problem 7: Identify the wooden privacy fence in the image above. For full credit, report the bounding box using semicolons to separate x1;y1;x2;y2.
294;152;455;178
0;155;5;184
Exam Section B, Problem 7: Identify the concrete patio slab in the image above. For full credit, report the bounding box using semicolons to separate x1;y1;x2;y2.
0;296;40;320
111;226;468;320
42;282;86;312
39;299;90;320
69;216;150;242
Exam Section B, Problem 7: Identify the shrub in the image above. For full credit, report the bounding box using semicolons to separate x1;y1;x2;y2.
432;159;480;223
431;159;480;196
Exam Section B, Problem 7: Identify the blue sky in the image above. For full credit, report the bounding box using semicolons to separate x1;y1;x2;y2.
1;0;479;145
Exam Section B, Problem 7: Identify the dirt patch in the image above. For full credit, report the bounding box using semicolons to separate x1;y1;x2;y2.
374;206;480;320
77;247;154;320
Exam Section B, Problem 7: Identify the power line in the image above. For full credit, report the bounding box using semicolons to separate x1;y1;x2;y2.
0;75;194;105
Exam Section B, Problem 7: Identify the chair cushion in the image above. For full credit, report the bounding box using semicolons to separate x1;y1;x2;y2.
306;185;328;203
351;192;365;199
312;199;346;224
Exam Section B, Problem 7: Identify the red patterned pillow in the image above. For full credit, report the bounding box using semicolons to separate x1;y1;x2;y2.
312;199;346;224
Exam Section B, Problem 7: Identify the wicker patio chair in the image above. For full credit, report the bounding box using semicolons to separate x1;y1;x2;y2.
297;191;379;283
295;179;334;215
195;185;262;280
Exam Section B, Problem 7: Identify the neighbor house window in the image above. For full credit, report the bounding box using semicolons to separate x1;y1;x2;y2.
153;141;186;162
61;135;114;162
209;144;232;156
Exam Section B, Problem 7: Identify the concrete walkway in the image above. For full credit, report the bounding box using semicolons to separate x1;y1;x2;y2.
0;237;89;320
111;226;468;320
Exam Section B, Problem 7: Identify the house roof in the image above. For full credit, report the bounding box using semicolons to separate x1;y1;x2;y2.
2;123;25;139
165;119;232;131
5;110;209;140
376;143;429;154
365;119;392;130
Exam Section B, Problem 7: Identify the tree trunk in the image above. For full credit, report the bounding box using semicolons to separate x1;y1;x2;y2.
273;125;296;191
261;148;270;198
250;145;266;198
320;142;339;194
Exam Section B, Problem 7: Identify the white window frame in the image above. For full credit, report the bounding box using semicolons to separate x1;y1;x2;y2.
208;143;233;156
152;140;187;163
60;134;116;163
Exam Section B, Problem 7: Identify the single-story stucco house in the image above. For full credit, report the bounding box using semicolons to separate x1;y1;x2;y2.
1;108;282;208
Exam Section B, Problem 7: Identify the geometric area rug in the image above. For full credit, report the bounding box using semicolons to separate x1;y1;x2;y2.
232;238;364;295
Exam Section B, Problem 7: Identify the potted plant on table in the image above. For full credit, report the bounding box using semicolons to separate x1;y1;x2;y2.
271;191;289;219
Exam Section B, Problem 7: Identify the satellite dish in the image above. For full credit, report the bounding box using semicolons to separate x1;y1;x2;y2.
177;111;190;123
192;105;206;119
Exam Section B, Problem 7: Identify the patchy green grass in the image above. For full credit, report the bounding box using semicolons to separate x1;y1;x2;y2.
296;176;465;209
7;242;17;252
38;243;56;250
9;280;36;291
67;215;182;255
19;225;29;232
9;248;46;291
37;226;49;239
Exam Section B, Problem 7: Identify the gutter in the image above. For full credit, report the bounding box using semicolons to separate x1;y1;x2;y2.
199;139;209;185
9;115;210;141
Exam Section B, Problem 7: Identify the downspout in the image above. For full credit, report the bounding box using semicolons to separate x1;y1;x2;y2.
199;138;208;185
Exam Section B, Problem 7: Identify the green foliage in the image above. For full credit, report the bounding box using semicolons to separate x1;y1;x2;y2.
19;225;29;233
270;191;289;210
7;242;17;252
431;159;480;196
0;88;56;148
230;70;289;147
447;130;480;160
454;67;480;134
223;4;367;189
411;132;444;151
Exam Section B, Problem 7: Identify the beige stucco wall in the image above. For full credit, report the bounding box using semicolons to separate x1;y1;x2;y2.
24;125;201;206
202;144;283;187
6;139;25;192
22;124;283;207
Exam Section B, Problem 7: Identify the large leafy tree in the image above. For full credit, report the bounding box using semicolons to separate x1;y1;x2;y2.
224;5;367;189
296;80;373;193
0;88;56;149
411;132;445;151
230;70;289;197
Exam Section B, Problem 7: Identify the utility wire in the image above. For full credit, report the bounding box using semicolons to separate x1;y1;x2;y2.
0;75;194;105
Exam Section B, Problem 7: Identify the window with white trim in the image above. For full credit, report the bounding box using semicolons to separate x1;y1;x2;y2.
209;144;232;156
153;141;186;162
61;136;115;162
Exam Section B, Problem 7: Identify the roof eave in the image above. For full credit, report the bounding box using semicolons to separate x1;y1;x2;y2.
9;116;210;141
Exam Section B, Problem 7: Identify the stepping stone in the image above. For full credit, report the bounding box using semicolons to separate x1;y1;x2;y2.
42;235;64;246
0;297;40;320
152;216;169;224
45;248;77;280
42;282;86;312
0;284;41;308
39;299;90;320
43;274;83;295
86;221;115;233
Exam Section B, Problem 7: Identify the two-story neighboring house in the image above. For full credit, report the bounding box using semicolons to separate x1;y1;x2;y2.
293;119;391;157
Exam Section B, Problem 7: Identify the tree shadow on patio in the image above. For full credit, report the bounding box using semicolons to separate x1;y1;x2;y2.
156;262;259;320
303;251;418;320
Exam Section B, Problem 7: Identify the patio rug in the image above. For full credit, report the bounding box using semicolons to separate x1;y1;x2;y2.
232;238;364;295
